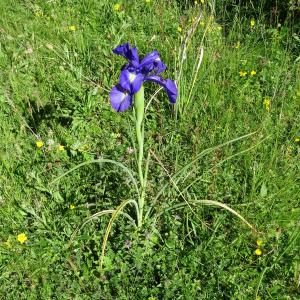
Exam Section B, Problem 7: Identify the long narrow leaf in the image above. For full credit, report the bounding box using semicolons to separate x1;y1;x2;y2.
67;208;137;248
156;199;255;230
100;199;138;270
149;131;258;216
49;158;139;195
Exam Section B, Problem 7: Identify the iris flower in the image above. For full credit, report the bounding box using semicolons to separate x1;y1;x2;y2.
110;43;178;112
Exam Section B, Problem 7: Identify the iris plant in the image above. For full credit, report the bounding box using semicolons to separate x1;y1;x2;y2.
110;42;178;227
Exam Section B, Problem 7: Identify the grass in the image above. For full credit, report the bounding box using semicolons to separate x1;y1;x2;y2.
0;0;299;298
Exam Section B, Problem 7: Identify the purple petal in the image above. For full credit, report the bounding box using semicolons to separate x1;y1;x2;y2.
119;70;143;94
140;50;167;75
130;47;139;67
113;43;129;55
164;79;177;103
140;50;160;67
144;75;177;104
110;84;133;112
113;43;140;67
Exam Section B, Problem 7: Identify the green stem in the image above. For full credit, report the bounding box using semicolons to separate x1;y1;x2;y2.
138;151;150;227
134;85;145;227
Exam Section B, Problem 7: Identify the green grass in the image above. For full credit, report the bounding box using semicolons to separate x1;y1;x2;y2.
0;0;299;299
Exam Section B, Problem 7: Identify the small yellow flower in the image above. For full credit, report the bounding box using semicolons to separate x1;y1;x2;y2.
57;145;65;151
263;98;271;112
235;41;241;49
194;0;198;4
70;204;75;210
217;25;222;31
68;25;76;31
177;26;182;33
250;19;255;27
295;137;300;142
250;70;257;76
200;0;204;3
35;11;43;17
200;21;205;26
36;140;44;148
255;248;262;256
113;3;121;12
256;239;263;246
17;233;28;244
239;70;247;77
145;0;151;3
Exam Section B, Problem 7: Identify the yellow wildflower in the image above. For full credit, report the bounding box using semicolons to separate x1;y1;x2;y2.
57;145;65;151
68;25;76;31
263;98;271;112
194;0;198;4
177;26;182;33
17;233;28;244
239;70;247;77
35;11;43;17
295;137;300;142
256;239;263;246
255;248;262;256
145;0;151;3
250;19;255;27
235;41;240;49
217;25;222;31
250;70;257;76
113;3;121;11
36;140;44;148
70;204;75;210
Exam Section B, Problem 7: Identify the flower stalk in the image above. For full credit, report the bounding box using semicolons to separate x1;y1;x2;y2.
134;85;144;185
134;85;146;227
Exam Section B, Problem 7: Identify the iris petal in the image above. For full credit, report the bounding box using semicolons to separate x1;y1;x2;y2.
110;84;133;112
154;58;167;74
144;75;178;104
140;50;159;67
119;69;144;94
113;43;140;67
140;50;167;75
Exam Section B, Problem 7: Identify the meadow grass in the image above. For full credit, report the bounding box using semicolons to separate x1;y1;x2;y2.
0;0;299;299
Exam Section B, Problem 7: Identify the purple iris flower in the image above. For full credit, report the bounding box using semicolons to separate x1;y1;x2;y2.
110;43;178;112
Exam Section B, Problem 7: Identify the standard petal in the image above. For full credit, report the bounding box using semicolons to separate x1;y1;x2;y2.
110;84;133;112
113;43;130;56
130;47;140;67
140;50;159;67
119;69;143;94
144;75;177;104
113;43;140;67
140;50;167;75
155;57;167;73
